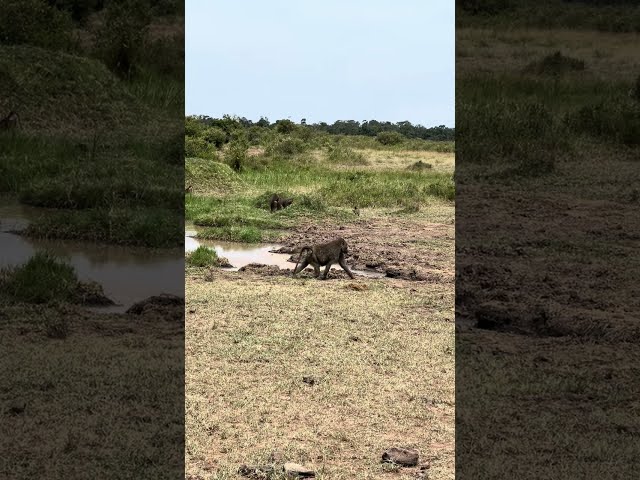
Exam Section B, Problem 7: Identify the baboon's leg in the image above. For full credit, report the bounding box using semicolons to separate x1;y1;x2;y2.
293;258;309;276
313;264;321;278
320;263;332;280
339;256;355;279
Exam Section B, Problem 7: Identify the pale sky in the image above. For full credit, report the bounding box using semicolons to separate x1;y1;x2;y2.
186;1;454;127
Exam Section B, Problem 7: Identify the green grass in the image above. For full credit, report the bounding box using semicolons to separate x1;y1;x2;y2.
0;45;149;138
0;41;183;249
23;207;183;248
1;252;78;304
186;246;219;267
185;158;242;195
184;149;454;242
197;226;266;243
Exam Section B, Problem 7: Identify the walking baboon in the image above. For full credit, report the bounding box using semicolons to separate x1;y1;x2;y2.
353;206;360;216
0;111;20;130
293;237;355;280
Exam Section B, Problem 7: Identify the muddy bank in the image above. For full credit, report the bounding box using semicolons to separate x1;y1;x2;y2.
278;217;454;282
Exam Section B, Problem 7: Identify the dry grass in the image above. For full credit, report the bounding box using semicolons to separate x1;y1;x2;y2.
0;304;184;478
352;150;454;174
186;274;454;479
457;28;640;80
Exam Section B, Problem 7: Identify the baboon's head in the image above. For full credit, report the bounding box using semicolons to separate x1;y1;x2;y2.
340;238;348;253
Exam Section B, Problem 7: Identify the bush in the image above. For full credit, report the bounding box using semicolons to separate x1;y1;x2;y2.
226;138;248;171
185;136;218;160
203;127;227;148
0;0;73;50
186;246;219;267
376;131;405;146
142;34;184;79
275;119;296;134
266;137;308;157
2;252;78;304
93;0;151;79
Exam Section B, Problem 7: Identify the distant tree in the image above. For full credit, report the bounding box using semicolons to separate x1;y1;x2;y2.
275;119;296;134
376;131;405;145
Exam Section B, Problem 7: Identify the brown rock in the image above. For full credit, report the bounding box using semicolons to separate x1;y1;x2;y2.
283;462;315;478
382;447;419;466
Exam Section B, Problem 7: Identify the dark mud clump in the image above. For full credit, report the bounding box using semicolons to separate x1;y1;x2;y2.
238;263;284;276
74;281;115;306
126;294;184;321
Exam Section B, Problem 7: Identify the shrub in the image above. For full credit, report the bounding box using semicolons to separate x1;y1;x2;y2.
186;246;219;267
266;137;308;157
0;0;73;50
204;127;227;148
2;252;78;304
376;131;405;146
275;119;296;134
185;136;218;160
93;0;151;79
226;139;249;171
142;34;184;79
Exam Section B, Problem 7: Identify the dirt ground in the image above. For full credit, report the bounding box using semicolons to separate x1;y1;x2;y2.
455;27;640;478
186;206;455;479
0;301;184;479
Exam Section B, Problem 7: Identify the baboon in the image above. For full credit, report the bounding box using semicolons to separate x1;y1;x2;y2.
269;194;293;212
269;194;281;212
0;111;20;130
278;197;293;210
353;206;360;216
293;237;355;280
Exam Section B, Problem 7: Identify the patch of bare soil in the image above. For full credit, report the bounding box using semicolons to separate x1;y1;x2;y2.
457;184;640;339
276;217;454;283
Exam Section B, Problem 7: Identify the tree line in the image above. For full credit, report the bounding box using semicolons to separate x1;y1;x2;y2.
189;116;455;142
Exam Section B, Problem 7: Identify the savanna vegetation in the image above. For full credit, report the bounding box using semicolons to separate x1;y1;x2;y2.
185;117;455;478
456;2;640;477
0;0;184;247
0;2;184;478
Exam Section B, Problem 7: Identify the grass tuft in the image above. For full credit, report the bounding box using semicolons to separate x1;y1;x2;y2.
186;246;219;267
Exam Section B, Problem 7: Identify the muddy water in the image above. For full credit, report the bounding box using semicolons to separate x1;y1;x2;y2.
0;200;184;312
185;227;385;278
